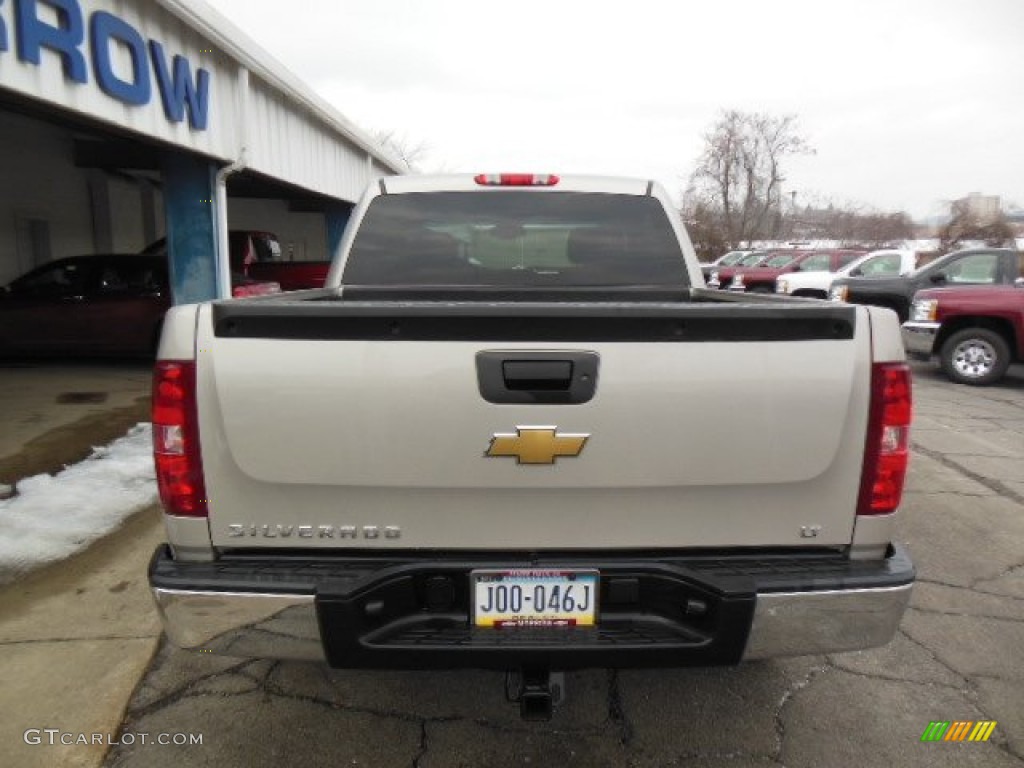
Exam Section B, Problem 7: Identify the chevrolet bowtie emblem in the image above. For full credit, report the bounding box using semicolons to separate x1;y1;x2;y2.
486;426;590;465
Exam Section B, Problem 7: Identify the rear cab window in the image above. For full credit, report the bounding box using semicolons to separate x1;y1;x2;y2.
342;192;688;287
763;253;798;268
796;253;830;271
738;252;769;266
98;259;167;295
945;252;1001;284
11;259;92;297
859;253;901;275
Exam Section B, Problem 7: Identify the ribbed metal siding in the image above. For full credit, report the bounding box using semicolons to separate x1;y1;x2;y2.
246;78;376;202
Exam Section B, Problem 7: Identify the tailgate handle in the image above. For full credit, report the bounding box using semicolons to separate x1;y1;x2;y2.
477;351;599;404
502;361;573;391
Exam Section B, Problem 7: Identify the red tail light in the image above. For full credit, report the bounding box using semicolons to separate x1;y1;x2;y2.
474;173;559;187
857;363;912;515
152;361;207;517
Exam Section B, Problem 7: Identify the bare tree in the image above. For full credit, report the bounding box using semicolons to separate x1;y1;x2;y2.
787;200;914;247
680;191;729;261
688;111;813;247
372;129;430;173
939;199;1014;248
849;210;915;246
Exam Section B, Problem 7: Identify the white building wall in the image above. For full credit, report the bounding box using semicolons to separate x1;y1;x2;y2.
245;79;381;204
0;112;157;284
0;0;401;202
108;176;148;250
0;112;93;284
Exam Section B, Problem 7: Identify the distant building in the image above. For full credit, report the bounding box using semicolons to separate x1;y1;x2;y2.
952;194;1001;226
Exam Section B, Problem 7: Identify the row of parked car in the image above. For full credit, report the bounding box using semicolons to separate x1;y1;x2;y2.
704;246;1024;386
704;248;869;294
4;238;1020;385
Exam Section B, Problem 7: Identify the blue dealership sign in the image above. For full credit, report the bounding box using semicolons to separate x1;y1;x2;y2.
2;0;210;130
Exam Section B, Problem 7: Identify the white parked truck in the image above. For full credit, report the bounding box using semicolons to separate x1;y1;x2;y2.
149;174;914;719
776;249;918;298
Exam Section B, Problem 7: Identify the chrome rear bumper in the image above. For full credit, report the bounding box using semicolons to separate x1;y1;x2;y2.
152;572;913;664
151;581;913;663
743;583;912;659
153;589;324;661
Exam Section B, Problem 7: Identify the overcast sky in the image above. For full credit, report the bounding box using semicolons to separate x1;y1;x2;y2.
203;0;1022;220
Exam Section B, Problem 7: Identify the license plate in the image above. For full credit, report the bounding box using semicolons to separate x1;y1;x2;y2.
471;569;599;628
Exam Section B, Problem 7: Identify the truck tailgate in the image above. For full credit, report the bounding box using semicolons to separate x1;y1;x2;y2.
196;300;871;550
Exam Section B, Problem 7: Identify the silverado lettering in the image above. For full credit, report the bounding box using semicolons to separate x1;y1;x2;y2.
226;524;401;539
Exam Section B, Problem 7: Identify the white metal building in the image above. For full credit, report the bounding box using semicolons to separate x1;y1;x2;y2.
0;0;402;302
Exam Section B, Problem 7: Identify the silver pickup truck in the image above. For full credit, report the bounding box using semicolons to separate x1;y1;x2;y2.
149;173;914;719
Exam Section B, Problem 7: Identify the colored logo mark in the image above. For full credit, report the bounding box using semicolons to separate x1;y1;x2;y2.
486;427;589;465
921;721;997;742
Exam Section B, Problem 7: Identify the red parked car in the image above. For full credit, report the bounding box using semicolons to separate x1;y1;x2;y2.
705;249;793;289
0;253;279;358
145;231;331;291
228;230;331;290
723;249;865;293
246;259;330;291
902;282;1024;385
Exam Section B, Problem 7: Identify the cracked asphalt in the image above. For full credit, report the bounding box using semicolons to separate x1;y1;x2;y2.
105;361;1024;768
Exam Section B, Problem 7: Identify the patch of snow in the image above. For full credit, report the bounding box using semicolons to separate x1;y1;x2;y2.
0;423;157;584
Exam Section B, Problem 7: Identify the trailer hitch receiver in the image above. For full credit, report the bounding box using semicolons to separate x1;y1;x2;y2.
505;668;565;721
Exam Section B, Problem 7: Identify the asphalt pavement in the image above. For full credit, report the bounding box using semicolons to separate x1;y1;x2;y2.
1;360;1021;768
